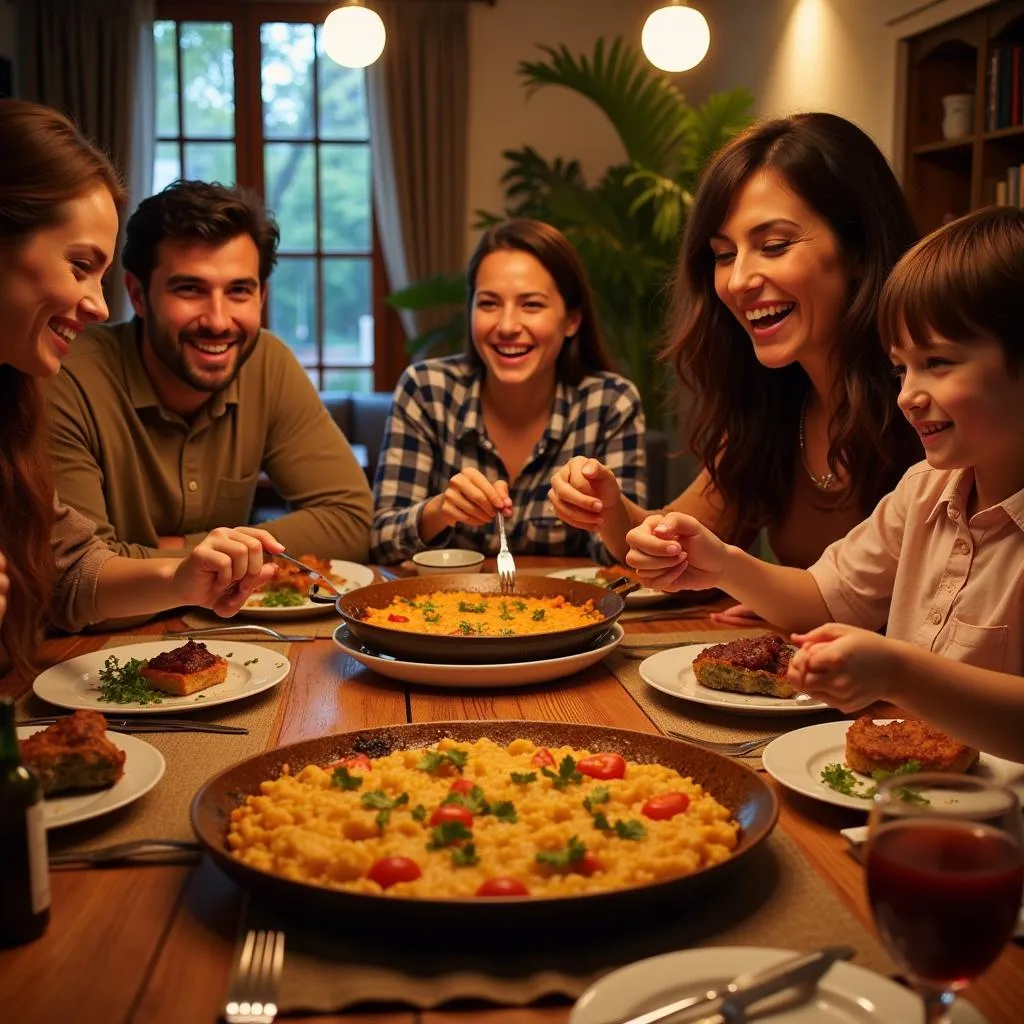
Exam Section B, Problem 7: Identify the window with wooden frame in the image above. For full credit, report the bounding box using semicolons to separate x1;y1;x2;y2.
154;2;389;392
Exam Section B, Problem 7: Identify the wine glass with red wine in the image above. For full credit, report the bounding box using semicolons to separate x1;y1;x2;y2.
866;773;1024;1022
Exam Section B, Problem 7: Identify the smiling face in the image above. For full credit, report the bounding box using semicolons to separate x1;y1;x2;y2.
0;185;118;377
892;331;1024;503
470;249;582;391
129;233;265;415
710;170;856;374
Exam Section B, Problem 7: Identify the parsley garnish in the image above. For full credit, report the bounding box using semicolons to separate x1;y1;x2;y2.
331;767;363;791
193;695;207;702
542;754;583;790
582;786;610;812
411;804;427;822
427;820;473;850
499;602;514;622
536;835;587;869
255;588;304;607
531;608;546;621
512;600;527;612
443;784;489;815
457;620;475;635
361;790;409;828
458;600;487;614
820;761;929;804
510;771;537;784
614;819;647;840
451;842;479;867
243;657;260;666
97;655;162;705
417;748;469;774
424;612;441;625
492;800;518;823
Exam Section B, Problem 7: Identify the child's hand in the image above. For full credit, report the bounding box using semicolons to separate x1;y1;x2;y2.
548;457;622;530
440;468;512;527
788;623;900;711
171;527;282;616
624;512;726;591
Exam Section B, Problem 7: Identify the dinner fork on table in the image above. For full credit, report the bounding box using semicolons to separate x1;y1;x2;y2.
668;730;780;756
495;512;516;594
165;625;315;642
223;928;285;1024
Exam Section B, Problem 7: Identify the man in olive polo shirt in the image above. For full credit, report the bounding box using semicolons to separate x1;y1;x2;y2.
45;180;372;562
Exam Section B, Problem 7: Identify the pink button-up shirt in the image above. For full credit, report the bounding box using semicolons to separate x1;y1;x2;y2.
808;462;1024;674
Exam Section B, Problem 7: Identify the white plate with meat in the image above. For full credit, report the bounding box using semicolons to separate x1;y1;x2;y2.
32;640;290;715
243;559;375;618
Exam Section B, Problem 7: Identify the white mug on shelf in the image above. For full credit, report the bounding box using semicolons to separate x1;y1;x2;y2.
941;93;974;140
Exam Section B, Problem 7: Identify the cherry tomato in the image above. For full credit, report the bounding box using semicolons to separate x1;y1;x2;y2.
326;753;371;771
576;852;602;876
367;856;421;889
476;877;529;898
642;792;691;820
531;748;556;768
388;613;409;623
449;778;476;795
429;804;474;829
577;753;626;780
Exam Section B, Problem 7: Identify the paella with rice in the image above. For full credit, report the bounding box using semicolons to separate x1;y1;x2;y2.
226;736;739;899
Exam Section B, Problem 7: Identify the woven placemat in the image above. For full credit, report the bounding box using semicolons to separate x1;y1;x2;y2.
182;608;342;639
18;635;289;853
248;827;893;1012
610;630;844;768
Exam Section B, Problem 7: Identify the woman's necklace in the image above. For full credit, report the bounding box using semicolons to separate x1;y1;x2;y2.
799;396;837;491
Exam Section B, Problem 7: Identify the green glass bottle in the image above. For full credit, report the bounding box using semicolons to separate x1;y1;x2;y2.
0;695;50;946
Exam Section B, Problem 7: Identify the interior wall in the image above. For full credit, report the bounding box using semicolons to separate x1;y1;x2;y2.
0;0;15;95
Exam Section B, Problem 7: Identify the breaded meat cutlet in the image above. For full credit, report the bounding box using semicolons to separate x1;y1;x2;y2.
19;709;126;795
845;715;979;775
141;639;228;696
692;635;797;698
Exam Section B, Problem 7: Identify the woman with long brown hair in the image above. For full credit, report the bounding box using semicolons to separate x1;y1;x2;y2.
371;218;646;563
550;113;921;610
0;100;281;675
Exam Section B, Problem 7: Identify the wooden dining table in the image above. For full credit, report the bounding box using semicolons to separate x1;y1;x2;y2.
2;556;1022;1024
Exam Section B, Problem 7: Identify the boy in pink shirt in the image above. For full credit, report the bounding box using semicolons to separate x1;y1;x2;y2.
625;207;1024;762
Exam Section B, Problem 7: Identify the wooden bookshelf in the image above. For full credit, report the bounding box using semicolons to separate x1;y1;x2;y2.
902;0;1024;233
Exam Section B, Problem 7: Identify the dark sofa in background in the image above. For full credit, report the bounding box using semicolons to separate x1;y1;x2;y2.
252;390;669;524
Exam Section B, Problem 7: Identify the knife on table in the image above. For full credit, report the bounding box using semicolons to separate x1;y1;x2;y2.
611;946;855;1024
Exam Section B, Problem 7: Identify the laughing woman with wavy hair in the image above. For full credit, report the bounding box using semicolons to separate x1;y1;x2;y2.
551;113;922;616
0;101;284;675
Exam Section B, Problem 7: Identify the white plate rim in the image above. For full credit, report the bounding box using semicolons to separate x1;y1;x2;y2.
762;719;1024;812
569;946;925;1023
17;726;166;829
242;559;374;618
639;642;828;716
32;639;290;715
333;622;624;687
543;566;670;607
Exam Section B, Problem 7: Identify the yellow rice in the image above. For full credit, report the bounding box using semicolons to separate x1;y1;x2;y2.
227;737;739;899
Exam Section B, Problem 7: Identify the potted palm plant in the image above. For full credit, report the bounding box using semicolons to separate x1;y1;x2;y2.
388;37;753;428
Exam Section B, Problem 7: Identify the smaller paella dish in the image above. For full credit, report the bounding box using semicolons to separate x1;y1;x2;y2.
226;736;739;900
359;591;605;637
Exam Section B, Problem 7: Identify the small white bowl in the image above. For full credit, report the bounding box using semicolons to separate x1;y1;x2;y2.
412;549;485;575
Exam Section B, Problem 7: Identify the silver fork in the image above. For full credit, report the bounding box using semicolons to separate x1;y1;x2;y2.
668;730;780;756
495;512;516;595
165;625;315;642
273;550;343;596
223;928;285;1024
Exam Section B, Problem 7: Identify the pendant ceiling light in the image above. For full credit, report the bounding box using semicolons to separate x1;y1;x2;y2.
323;1;387;69
641;2;711;73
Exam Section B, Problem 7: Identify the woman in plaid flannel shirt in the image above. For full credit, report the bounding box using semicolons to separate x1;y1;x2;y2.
370;219;646;564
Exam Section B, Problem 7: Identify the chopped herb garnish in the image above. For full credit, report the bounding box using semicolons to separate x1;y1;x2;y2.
592;810;611;831
614;819;647;840
510;771;537;784
491;800;518;823
193;695;207;702
512;600;527;612
226;652;234;658
451;842;479;866
97;655;162;705
582;787;610;812
457;620;475;635
360;790;409;828
411;804;427;822
427;820;473;850
531;608;546;621
498;602;514;622
458;600;487;614
242;657;260;666
536;836;586;870
255;588;304;607
417;748;469;774
424;612;441;625
331;767;363;791
820;761;929;804
443;784;490;815
542;754;583;790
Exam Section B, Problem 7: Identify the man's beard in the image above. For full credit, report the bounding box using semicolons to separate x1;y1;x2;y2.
144;301;257;394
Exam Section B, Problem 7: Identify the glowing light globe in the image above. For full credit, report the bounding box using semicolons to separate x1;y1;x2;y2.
322;4;386;69
641;4;711;73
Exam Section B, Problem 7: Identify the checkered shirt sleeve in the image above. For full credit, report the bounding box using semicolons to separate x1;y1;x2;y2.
370;357;646;565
